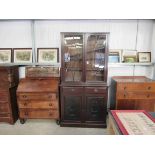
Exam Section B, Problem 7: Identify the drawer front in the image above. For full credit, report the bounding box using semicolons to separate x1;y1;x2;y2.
117;91;155;99
0;92;9;102
18;100;58;109
62;87;84;94
85;87;107;94
117;83;155;91
0;103;10;113
0;113;10;117
18;93;57;101
19;109;59;119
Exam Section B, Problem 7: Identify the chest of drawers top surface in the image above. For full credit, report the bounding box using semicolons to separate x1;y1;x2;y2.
17;78;59;93
112;76;153;83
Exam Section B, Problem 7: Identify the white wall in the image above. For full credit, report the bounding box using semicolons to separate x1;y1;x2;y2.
0;19;154;108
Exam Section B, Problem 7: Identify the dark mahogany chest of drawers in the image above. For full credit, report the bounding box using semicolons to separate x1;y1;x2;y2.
111;76;155;112
17;78;60;124
0;66;19;124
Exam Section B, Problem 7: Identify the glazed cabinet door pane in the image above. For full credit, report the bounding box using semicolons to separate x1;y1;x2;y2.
86;34;107;82
63;96;82;121
62;34;83;82
85;95;107;122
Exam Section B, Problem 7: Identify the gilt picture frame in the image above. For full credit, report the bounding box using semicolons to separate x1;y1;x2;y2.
0;48;12;63
13;48;32;63
37;48;59;63
138;52;151;63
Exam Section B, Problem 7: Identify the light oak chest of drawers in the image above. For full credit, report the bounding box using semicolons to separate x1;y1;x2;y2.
111;76;155;112
17;78;59;124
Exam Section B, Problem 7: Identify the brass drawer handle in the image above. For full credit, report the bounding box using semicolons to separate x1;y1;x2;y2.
148;86;151;90
49;103;53;106
49;112;53;116
24;102;28;106
23;95;27;98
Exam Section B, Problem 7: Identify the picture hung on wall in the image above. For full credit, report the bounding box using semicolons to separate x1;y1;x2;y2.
138;52;151;62
13;48;32;63
109;49;122;63
37;48;59;63
122;50;137;63
0;48;12;63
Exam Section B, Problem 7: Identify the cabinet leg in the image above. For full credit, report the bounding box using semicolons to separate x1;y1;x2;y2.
56;120;60;125
20;119;26;124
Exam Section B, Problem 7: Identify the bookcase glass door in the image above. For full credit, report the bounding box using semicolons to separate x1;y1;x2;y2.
63;34;83;82
86;34;106;82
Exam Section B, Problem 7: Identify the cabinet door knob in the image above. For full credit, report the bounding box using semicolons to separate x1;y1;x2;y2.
94;88;98;92
148;86;151;90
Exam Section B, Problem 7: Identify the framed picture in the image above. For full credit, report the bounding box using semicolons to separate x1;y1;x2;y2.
109;49;122;63
122;50;137;63
0;48;12;63
13;48;32;63
138;52;151;62
124;56;137;63
37;48;59;63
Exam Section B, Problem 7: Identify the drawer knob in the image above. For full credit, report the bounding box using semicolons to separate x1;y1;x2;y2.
71;89;75;92
23;95;27;98
148;86;151;90
124;94;126;98
49;103;53;106
124;87;127;90
147;94;150;98
94;89;98;92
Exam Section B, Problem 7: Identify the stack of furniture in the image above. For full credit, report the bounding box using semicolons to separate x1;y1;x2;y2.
60;32;109;127
17;67;60;124
111;76;155;111
0;66;19;124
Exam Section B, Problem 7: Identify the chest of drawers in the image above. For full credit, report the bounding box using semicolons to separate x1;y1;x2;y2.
0;66;19;124
111;76;155;112
17;78;59;124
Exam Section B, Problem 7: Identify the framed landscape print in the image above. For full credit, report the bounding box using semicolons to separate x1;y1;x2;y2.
13;48;32;63
37;48;59;63
0;48;12;63
122;50;137;63
109;49;122;63
138;52;151;62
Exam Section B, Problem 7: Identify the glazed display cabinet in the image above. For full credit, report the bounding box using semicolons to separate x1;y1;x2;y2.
60;33;109;127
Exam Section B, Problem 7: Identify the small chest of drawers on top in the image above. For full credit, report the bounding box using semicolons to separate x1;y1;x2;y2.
111;76;155;112
17;78;60;124
0;66;19;124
